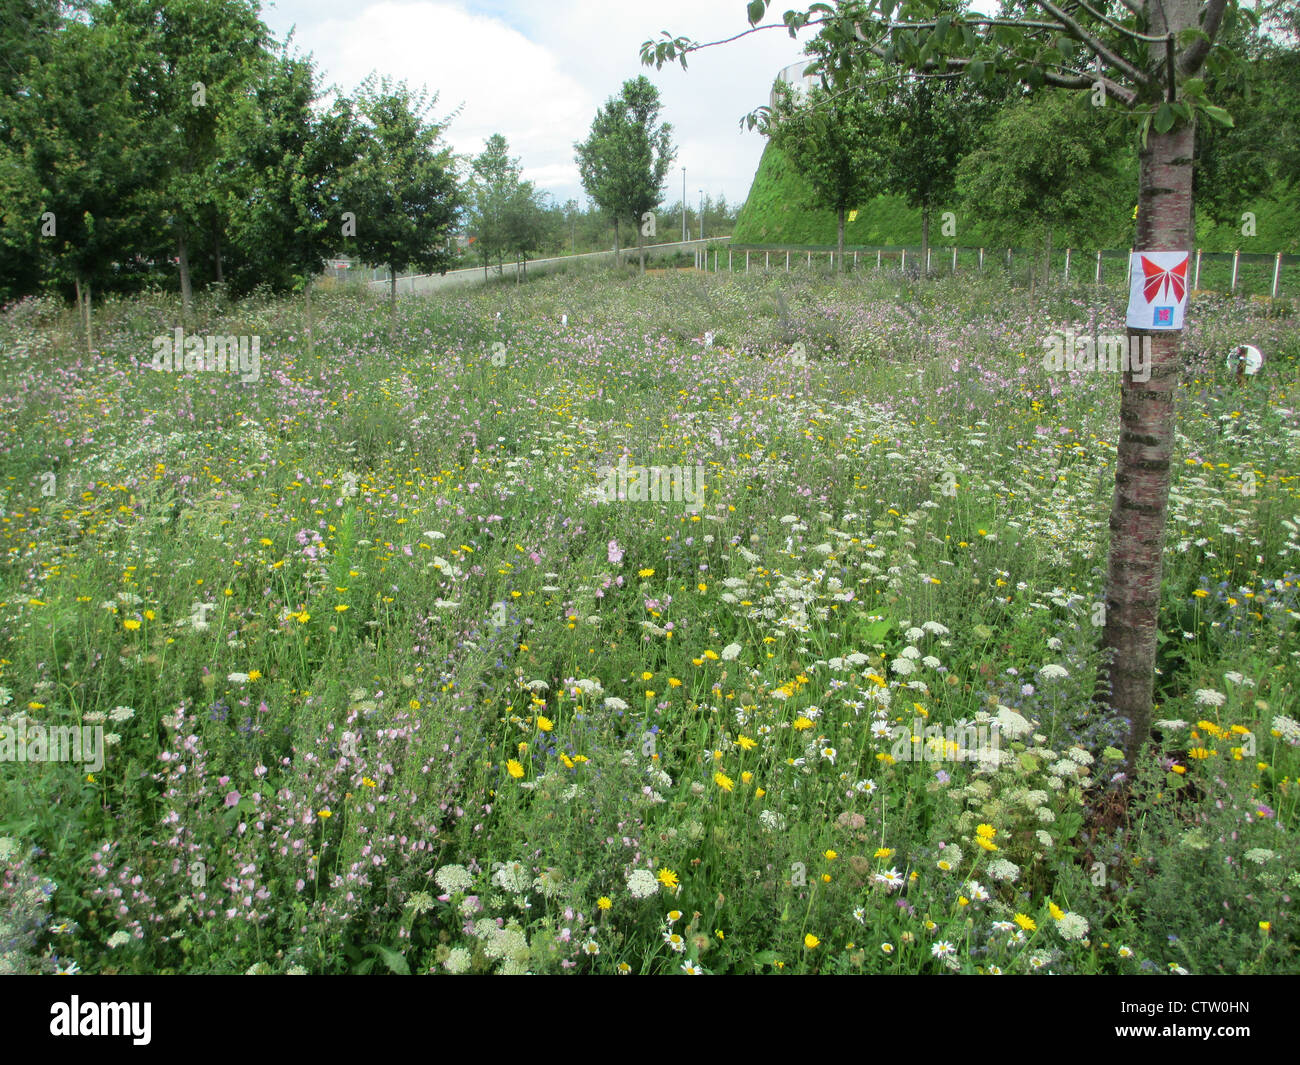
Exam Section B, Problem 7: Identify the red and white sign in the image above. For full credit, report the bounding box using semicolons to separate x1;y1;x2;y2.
1126;250;1189;331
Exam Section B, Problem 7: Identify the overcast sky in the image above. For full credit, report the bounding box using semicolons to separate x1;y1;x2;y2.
257;0;814;212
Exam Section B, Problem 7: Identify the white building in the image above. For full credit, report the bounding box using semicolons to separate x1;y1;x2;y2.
770;60;822;109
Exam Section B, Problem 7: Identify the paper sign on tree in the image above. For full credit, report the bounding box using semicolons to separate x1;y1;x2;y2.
1125;251;1190;331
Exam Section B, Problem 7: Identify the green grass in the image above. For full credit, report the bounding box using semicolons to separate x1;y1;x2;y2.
0;270;1296;975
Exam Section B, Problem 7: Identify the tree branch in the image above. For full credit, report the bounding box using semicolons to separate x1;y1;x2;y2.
1032;0;1153;88
1070;0;1169;43
1179;0;1228;75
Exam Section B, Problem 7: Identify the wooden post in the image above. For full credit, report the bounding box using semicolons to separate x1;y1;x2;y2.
828;251;833;271
926;246;932;275
1007;248;1012;273
1272;251;1282;298
978;247;984;272
745;251;750;272
786;250;790;272
807;251;811;268
877;250;881;270
951;246;957;273
854;251;858;270
901;248;906;273
728;249;732;272
765;251;770;270
1064;248;1071;282
1126;249;1134;286
1096;249;1102;284
1231;249;1239;292
1193;248;1201;290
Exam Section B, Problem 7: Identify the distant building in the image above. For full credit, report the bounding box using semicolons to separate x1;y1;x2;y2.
770;60;821;109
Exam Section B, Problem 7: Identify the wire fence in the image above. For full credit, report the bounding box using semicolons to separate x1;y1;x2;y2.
721;243;1297;298
321;241;1296;300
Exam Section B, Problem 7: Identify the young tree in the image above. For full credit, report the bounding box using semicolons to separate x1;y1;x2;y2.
764;78;886;269
957;93;1129;280
100;0;272;317
878;72;1005;270
469;134;519;278
644;0;1247;769
574;75;677;273
341;75;464;309
219;47;360;296
1;10;163;345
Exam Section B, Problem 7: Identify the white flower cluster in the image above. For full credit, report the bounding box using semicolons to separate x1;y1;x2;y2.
434;864;474;894
626;868;659;899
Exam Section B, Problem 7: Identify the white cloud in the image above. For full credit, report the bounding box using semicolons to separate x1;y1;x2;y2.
260;0;814;206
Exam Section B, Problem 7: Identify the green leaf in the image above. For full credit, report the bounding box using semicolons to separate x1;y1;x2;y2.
372;944;410;975
747;0;766;25
1102;746;1125;762
1202;104;1234;127
1154;102;1175;133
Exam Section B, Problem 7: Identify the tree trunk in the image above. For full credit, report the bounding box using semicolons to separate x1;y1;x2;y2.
1044;225;1054;285
921;204;930;276
177;225;193;321
1100;117;1196;771
837;206;846;274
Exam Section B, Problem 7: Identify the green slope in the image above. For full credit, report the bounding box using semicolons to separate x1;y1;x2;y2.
733;140;1300;253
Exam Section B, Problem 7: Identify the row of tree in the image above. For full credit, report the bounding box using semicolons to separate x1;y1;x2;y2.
0;3;718;316
761;5;1297;275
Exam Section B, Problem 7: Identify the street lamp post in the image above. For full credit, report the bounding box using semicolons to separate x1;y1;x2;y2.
682;168;687;243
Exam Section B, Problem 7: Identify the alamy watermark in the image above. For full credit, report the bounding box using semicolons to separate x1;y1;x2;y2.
1042;331;1151;383
1;722;105;772
889;719;1001;763
151;327;260;383
594;456;706;514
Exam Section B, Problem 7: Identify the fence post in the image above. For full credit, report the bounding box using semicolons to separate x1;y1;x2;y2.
1231;249;1239;292
854;251;858;270
926;247;932;275
1007;248;1012;273
1273;251;1282;298
745;251;750;273
901;248;906;273
978;247;984;272
829;251;833;271
786;250;790;272
952;246;958;273
765;251;770;270
1194;248;1201;290
728;249;732;272
877;250;882;271
1095;250;1102;283
1064;247;1071;282
807;251;811;268
1126;249;1133;286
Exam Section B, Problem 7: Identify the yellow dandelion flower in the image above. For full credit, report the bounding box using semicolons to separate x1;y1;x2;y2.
793;717;814;731
657;868;679;890
1049;901;1065;921
123;619;141;631
875;847;893;859
638;568;655;578
804;933;820;949
737;734;757;751
506;759;525;779
975;824;996;840
597;897;612;911
714;771;734;792
537;715;553;732
1014;913;1036;931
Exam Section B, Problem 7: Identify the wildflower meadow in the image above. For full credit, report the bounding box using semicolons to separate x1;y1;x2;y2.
1;266;1297;976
